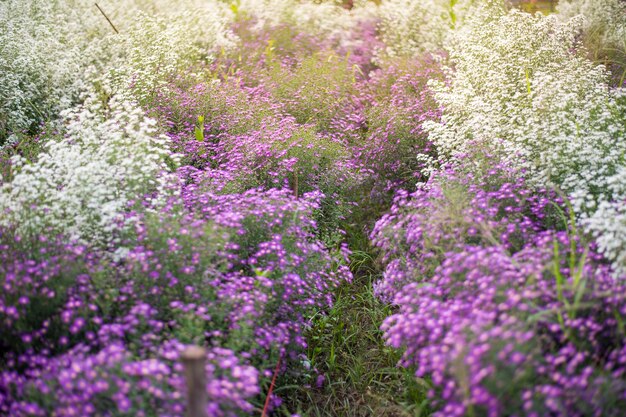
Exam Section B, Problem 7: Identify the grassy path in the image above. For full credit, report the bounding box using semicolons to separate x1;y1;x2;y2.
279;272;429;417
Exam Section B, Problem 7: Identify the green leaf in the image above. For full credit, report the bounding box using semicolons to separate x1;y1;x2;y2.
195;115;205;142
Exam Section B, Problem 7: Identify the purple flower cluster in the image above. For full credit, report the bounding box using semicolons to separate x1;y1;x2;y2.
0;184;351;415
4;341;258;417
1;6;505;415
374;160;626;416
372;156;559;300
355;55;443;202
142;36;445;246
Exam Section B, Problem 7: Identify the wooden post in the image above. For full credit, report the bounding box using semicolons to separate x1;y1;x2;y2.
181;346;208;417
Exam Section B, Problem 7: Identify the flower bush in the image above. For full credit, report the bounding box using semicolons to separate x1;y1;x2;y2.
374;160;626;416
0;97;173;245
383;237;626;417
424;4;626;270
108;8;236;105
0;186;351;415
0;0;110;141
369;3;626;415
3;0;626;415
230;0;376;48
358;55;444;202
371;157;561;300
557;0;626;85
0;0;236;142
376;0;477;59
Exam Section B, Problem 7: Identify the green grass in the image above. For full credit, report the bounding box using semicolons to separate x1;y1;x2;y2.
267;174;432;416
275;268;431;417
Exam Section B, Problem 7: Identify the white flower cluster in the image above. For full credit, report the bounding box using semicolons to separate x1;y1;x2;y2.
376;0;478;58
0;97;172;244
233;0;377;46
94;0;233;34
107;13;204;103
0;0;114;140
99;0;236;102
557;0;626;53
0;0;237;140
424;5;626;271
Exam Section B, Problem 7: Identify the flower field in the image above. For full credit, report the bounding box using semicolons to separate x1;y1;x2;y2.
1;0;625;416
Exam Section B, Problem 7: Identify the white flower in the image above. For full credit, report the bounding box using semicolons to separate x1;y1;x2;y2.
557;0;626;53
0;96;174;245
232;0;377;48
0;0;237;139
0;0;113;139
424;4;626;271
376;0;479;59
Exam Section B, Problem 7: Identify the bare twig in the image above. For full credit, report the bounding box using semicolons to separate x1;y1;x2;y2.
261;355;282;417
94;3;119;34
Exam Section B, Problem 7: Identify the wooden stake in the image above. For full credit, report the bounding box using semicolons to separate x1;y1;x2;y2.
181;346;208;417
94;3;119;34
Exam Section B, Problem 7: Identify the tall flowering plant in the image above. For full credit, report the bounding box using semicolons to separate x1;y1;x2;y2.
0;185;351;416
374;161;626;416
424;4;626;272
